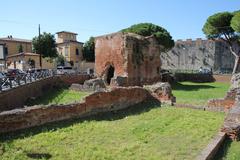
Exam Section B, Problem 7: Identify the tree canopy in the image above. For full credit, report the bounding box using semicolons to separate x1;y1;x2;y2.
32;32;57;58
202;11;240;74
231;11;240;33
83;37;95;62
202;12;234;39
121;23;174;52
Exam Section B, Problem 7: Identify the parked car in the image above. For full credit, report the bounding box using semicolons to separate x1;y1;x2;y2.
199;68;212;74
57;66;76;75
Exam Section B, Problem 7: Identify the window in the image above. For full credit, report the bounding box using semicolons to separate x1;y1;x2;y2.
76;48;79;55
65;47;69;56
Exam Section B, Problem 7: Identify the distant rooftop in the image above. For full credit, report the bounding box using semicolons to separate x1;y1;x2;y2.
7;52;39;58
56;31;78;35
0;36;32;43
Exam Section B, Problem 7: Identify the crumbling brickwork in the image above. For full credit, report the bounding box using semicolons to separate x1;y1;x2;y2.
0;83;174;133
95;32;162;86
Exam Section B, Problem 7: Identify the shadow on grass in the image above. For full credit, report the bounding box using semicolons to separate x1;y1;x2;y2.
0;99;161;142
172;82;216;91
214;137;232;160
26;88;68;106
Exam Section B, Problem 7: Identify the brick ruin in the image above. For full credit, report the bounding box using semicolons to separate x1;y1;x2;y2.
161;38;240;73
0;84;174;133
94;32;162;86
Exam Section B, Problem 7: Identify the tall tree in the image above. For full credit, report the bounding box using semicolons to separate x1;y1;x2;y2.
122;23;174;52
32;32;57;58
203;11;240;74
231;11;240;34
83;37;95;62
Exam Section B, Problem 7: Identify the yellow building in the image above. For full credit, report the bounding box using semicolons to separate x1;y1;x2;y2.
56;31;83;69
0;36;32;56
7;52;55;71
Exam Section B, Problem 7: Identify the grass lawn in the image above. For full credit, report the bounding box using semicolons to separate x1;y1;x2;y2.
172;82;230;106
0;104;225;160
26;89;90;106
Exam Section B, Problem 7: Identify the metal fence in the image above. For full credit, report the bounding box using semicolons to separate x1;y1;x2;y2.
0;70;55;92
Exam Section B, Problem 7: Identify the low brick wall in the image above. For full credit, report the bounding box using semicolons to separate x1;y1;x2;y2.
213;74;232;83
58;74;91;85
0;87;154;133
197;132;226;160
0;75;91;112
207;88;237;112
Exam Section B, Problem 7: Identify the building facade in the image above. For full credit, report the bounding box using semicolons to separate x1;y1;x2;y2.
0;36;32;57
0;36;32;70
7;52;55;70
95;32;162;86
56;31;83;68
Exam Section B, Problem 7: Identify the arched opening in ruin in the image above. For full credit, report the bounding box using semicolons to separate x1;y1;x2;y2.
106;65;115;85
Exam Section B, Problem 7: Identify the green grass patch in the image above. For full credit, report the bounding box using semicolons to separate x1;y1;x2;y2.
172;82;230;106
215;139;240;160
0;104;225;160
223;141;240;160
26;89;89;106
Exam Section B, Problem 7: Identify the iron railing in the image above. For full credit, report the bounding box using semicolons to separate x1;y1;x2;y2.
0;70;55;92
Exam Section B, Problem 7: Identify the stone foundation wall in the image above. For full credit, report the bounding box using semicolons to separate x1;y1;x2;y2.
0;75;91;112
0;87;155;133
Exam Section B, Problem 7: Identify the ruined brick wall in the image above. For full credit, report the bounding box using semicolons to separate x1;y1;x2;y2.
95;32;161;86
0;87;153;133
161;39;237;72
0;75;91;112
95;33;127;79
58;74;91;85
207;88;237;111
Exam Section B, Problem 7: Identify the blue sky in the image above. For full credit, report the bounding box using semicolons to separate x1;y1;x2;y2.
0;0;239;42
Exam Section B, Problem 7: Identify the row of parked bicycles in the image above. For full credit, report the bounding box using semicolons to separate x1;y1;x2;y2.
0;68;55;91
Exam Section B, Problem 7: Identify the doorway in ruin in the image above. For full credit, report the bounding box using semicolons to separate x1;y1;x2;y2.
106;65;115;85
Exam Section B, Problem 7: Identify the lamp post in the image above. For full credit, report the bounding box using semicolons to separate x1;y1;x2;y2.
38;24;42;69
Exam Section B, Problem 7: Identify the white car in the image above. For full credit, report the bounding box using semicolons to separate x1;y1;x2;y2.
57;66;76;75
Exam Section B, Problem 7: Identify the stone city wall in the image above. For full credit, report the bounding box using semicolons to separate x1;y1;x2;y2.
161;39;237;73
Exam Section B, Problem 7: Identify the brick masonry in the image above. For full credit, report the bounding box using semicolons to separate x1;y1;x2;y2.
95;32;162;86
0;86;171;133
207;86;237;112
